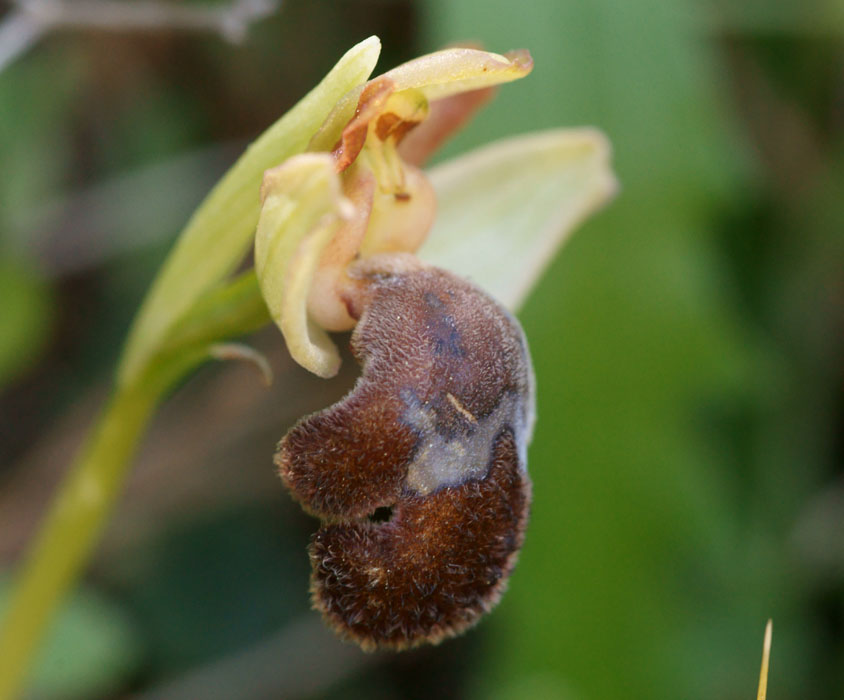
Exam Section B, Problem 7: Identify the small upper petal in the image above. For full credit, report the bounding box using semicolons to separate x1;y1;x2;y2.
309;48;532;156
382;48;533;101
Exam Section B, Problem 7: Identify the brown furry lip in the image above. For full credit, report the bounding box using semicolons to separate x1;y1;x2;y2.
277;263;535;651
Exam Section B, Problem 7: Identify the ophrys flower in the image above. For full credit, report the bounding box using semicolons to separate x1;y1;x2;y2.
254;40;614;651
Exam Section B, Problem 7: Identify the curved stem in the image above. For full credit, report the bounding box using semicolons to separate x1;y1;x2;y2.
0;379;161;700
0;37;384;696
0;270;269;699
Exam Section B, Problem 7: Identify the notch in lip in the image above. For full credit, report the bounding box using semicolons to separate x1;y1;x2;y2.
308;428;531;652
367;504;395;524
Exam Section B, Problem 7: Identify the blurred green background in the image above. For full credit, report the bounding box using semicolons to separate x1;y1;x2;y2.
1;0;842;698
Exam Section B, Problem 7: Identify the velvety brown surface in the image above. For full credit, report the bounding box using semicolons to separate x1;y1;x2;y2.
311;429;531;651
276;264;535;649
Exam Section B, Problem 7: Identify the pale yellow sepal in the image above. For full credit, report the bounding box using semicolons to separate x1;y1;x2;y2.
383;47;533;101
309;48;532;154
255;154;354;378
118;36;381;385
419;128;618;312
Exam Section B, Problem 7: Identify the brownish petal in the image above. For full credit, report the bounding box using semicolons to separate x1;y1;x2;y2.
331;77;395;172
310;47;532;164
398;86;496;167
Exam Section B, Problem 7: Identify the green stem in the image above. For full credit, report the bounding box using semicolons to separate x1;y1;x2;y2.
0;271;269;699
0;36;383;695
0;379;161;700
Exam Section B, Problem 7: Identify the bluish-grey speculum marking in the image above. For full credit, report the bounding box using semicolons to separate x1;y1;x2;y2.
402;390;527;495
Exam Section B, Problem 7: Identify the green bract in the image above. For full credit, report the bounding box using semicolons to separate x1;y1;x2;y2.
118;36;381;386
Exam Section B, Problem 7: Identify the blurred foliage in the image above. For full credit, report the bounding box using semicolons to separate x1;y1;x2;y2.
0;576;141;700
0;0;841;699
0;258;50;389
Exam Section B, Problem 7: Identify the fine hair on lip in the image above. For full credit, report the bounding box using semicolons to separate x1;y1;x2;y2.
277;262;535;650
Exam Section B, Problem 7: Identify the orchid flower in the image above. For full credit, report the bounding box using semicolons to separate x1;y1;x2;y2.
250;39;616;650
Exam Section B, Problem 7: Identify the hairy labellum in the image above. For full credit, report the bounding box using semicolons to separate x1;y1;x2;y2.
277;262;535;651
